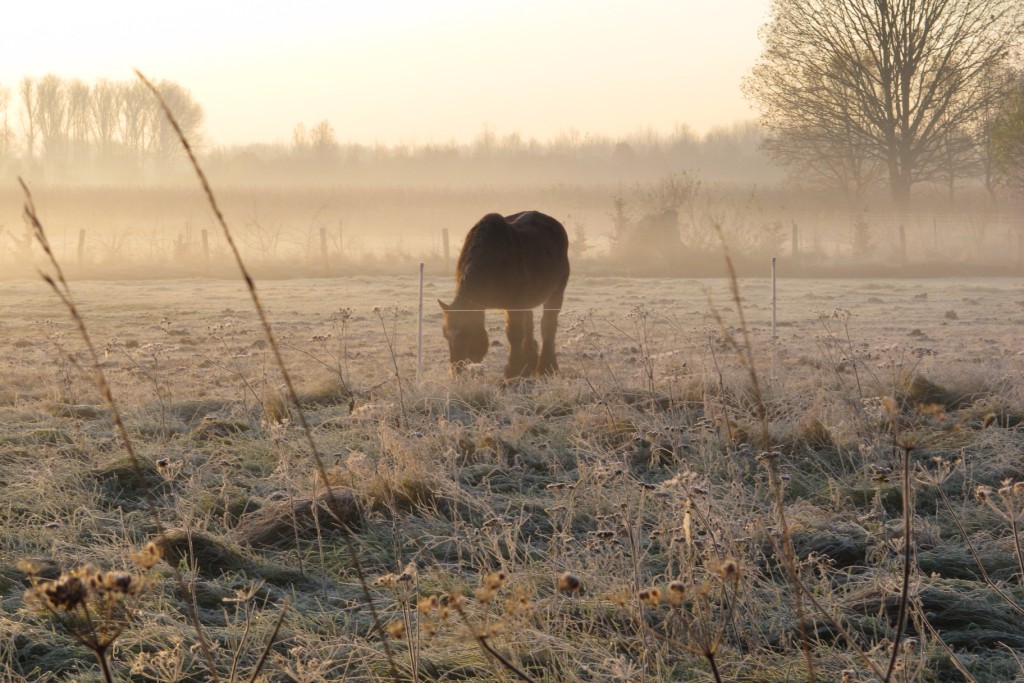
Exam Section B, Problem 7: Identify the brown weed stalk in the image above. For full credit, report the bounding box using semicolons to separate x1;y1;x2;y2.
135;69;400;680
885;440;916;682
708;226;815;682
19;179;221;682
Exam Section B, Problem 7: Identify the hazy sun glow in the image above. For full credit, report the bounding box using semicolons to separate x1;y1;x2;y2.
2;0;769;146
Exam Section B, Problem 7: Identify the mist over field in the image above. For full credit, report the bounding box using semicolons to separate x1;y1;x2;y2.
0;120;1020;281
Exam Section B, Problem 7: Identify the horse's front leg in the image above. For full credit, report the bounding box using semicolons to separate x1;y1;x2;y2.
538;295;563;375
504;310;538;379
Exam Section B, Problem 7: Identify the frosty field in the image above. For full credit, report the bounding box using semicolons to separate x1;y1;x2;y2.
0;273;1022;682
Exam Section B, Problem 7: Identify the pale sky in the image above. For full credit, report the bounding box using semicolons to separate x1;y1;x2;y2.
1;0;770;147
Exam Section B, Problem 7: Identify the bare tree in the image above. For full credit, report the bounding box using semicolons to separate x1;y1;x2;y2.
149;80;204;158
0;84;10;166
746;0;1024;209
292;122;309;152
91;79;119;161
36;74;69;168
19;77;37;161
118;80;151;160
66;78;92;166
309;119;339;159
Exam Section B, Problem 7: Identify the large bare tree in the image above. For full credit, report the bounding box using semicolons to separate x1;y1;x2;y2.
746;0;1024;209
149;80;204;158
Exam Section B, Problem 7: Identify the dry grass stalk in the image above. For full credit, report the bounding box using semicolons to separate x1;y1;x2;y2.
134;69;400;681
19;179;221;682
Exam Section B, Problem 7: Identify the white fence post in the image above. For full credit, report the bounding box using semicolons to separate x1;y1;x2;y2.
771;257;777;340
417;262;424;383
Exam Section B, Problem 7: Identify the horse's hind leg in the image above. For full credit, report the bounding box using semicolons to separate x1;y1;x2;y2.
504;309;538;379
538;290;564;375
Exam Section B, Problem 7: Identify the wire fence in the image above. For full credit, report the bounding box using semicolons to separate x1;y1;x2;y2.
2;209;1021;277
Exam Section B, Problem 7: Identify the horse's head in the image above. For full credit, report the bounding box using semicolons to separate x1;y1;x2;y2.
439;301;488;371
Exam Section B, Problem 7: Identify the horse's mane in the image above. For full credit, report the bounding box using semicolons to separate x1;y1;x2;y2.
454;213;510;302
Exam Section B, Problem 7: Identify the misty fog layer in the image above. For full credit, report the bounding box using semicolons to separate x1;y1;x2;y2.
0;69;1021;282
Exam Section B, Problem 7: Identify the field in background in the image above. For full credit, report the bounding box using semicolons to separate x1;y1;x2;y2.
1;274;1023;681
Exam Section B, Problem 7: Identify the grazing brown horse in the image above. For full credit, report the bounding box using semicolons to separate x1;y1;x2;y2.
439;211;570;378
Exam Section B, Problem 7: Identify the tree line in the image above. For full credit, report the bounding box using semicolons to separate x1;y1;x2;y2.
0;75;203;180
207;120;779;187
0;74;779;186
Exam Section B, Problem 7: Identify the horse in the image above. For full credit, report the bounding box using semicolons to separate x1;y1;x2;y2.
439;211;570;379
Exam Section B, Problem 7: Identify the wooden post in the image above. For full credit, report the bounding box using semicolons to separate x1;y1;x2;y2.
201;229;209;271
319;227;329;275
1017;225;1024;273
791;221;799;257
899;224;907;266
77;229;86;269
442;228;450;273
338;220;344;261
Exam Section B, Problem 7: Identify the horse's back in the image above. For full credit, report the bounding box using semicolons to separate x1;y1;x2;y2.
456;211;569;309
506;211;569;251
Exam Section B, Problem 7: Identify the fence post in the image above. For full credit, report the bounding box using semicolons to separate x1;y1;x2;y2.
1017;225;1024;273
791;221;799;258
771;257;777;339
77;229;86;269
320;227;329;275
899;224;907;266
417;262;424;383
442;228;450;273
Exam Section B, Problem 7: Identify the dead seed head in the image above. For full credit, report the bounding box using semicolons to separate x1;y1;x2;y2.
484;571;507;590
638;587;661;607
102;571;139;595
417;595;438;615
881;396;898;416
398;562;417;582
374;573;396;587
505;586;532;616
386;620;405;640
17;559;42;576
132;542;161;570
606;590;630;607
557;572;581;594
667;580;687;606
447;592;467;613
436;595;452;620
35;571;89;611
896;433;921;451
975;485;993;502
714;557;741;582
